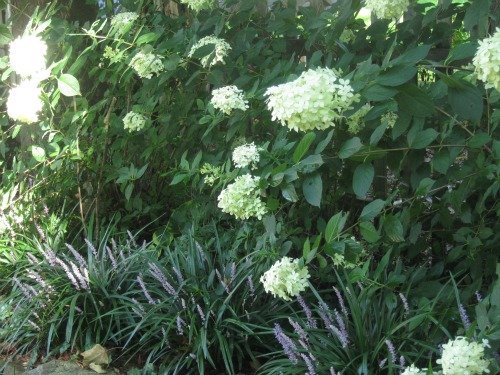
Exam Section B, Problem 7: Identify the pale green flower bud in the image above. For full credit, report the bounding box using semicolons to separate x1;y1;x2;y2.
365;0;410;20
401;365;427;375
265;67;359;132
347;103;372;134
436;337;490;375
7;81;43;124
129;51;164;79
123;111;148;132
9;35;47;78
111;12;139;35
217;174;267;220
188;36;231;67
381;112;398;129
181;0;213;12
473;28;500;92
210;85;249;115
232;143;260;169
260;257;310;301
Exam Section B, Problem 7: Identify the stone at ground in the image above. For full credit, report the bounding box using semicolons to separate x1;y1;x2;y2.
1;360;25;375
23;360;108;375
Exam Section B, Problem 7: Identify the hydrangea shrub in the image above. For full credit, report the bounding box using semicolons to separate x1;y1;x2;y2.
0;1;498;372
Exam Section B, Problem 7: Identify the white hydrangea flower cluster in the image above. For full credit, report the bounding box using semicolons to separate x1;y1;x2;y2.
181;0;213;12
7;35;48;124
473;28;500;92
7;80;43;124
260;257;310;301
265;67;358;132
188;36;231;67
401;365;427;375
232;143;260;169
217;174;267;220
9;35;47;78
110;11;139;34
123;111;148;132
129;51;164;79
210;85;249;115
347;103;372;134
365;0;410;20
436;337;490;375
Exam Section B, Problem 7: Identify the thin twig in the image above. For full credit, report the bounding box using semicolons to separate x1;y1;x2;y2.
95;97;117;240
74;98;87;237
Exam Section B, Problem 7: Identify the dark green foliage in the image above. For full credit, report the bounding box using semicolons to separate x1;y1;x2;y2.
0;224;284;374
0;0;498;373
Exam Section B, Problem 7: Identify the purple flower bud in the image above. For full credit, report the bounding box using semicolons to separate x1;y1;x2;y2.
300;353;316;375
399;292;409;316
288;317;308;345
333;286;349;317
55;258;80;290
27;270;47;288
273;323;299;364
334;309;349;346
35;223;45;241
475;291;482;303
106;246;118;269
385;340;397;364
131;298;145;316
66;243;87;269
176;315;186;335
172;266;184;284
26;253;39;265
230;262;236;284
196;304;206;324
85;238;98;258
459;304;471;330
297;296;317;329
318;301;334;329
137;274;155;304
149;263;176;296
40;246;57;266
13;277;37;299
70;261;89;290
399;355;405;369
247;276;255;297
216;269;230;293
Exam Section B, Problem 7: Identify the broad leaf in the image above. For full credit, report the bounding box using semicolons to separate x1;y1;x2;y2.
448;84;483;122
293;132;316;163
408;128;438;149
58;73;81;96
359;222;380;243
397;84;434;117
353;163;374;198
376;65;417;87
339;137;362;159
360;199;385;221
302;174;322;207
384;215;405;242
31;146;46;162
325;212;348;243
